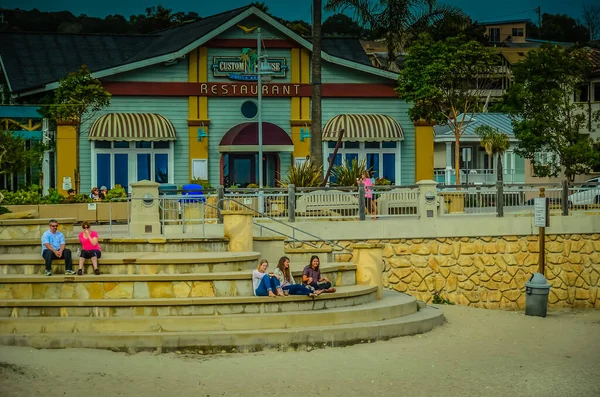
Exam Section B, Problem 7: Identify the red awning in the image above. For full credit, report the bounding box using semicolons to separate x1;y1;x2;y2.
218;122;294;152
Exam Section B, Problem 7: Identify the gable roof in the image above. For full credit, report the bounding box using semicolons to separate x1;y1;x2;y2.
434;113;518;142
0;6;396;96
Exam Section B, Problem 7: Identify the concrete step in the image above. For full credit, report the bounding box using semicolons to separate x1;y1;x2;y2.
0;263;357;299
0;293;417;334
0;251;261;275
0;304;444;352
0;237;230;255
0;285;377;317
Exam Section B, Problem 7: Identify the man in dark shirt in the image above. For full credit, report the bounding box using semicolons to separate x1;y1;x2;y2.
302;255;336;293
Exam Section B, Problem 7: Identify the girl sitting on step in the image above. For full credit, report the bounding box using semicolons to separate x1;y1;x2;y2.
252;259;285;297
274;256;321;298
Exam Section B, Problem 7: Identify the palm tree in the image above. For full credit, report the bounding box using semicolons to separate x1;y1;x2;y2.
311;0;324;175
325;0;464;69
475;125;510;183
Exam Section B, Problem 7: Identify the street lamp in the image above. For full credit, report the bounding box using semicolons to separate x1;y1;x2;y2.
256;28;274;213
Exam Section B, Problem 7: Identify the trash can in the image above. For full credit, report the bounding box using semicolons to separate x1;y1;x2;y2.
158;183;179;222
525;273;551;317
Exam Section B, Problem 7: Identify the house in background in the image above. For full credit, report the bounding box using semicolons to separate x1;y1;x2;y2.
434;113;525;185
483;19;528;44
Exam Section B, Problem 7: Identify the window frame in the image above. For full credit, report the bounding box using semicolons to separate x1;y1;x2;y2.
324;141;401;184
91;141;174;191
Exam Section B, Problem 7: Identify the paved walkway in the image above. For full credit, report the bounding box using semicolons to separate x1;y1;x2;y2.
1;305;598;396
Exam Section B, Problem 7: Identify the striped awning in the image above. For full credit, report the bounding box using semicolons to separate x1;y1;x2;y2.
88;113;177;141
323;114;404;142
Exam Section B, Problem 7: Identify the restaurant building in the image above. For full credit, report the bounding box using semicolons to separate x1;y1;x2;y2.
0;5;434;193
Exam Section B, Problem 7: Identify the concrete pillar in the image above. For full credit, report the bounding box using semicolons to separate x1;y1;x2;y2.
222;210;254;252
416;179;439;219
352;242;384;299
130;180;161;236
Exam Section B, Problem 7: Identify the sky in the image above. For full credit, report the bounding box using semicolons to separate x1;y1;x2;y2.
1;0;594;24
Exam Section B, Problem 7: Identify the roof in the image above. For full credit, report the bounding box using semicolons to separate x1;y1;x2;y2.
588;48;600;76
481;19;530;25
0;105;42;118
321;38;372;67
0;32;153;92
434;113;517;142
0;6;396;96
492;47;534;65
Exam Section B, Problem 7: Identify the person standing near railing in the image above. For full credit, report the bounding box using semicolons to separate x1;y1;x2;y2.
358;171;377;219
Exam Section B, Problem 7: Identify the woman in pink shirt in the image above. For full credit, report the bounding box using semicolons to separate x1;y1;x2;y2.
78;221;101;275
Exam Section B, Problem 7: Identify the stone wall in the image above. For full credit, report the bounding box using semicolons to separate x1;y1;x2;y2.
0;220;74;240
285;233;600;309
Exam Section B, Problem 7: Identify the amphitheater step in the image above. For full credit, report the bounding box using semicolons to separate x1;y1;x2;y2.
0;285;378;317
0;251;261;274
0;304;444;352
0;293;417;334
0;238;230;255
0;263;357;298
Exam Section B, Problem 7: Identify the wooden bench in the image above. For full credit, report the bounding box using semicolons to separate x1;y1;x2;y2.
295;190;358;215
376;188;419;215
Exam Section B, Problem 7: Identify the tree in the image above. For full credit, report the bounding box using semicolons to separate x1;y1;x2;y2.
0;130;45;192
324;0;464;69
428;14;487;45
47;65;111;193
538;13;589;43
475;125;510;183
311;0;324;174
396;34;500;185
582;4;600;41
502;44;600;181
322;13;365;37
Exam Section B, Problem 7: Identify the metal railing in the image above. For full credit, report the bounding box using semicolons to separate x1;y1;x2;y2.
217;197;353;262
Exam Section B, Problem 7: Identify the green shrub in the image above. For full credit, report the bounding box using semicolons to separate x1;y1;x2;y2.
190;178;211;189
279;161;323;187
104;184;127;201
330;158;368;187
0;187;41;205
0;206;9;215
39;188;65;204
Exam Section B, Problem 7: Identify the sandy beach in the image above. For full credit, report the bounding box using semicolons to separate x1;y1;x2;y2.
1;305;599;397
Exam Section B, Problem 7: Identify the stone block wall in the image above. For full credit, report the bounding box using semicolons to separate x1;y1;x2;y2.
285;233;600;309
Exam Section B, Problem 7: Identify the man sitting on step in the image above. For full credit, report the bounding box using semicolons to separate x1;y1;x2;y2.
302;255;336;293
41;219;75;276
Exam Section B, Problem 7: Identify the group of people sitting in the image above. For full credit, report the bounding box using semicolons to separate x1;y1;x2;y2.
252;255;336;298
41;219;102;276
89;186;108;201
42;222;334;300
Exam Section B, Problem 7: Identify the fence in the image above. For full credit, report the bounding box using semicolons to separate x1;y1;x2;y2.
90;181;600;237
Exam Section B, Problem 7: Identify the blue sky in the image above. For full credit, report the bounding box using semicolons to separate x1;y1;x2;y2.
2;0;593;24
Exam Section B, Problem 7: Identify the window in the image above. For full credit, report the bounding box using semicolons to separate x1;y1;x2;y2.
325;141;400;184
92;141;173;190
593;82;600;102
488;28;500;42
512;27;524;37
533;151;558;176
574;84;589;102
241;100;258;119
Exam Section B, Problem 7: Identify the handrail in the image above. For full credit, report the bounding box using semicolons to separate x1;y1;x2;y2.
216;197;353;262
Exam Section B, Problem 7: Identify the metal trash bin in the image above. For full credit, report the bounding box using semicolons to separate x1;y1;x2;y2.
525;272;551;317
158;183;179;223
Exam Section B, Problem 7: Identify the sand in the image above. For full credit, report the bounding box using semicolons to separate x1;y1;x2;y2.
1;305;599;397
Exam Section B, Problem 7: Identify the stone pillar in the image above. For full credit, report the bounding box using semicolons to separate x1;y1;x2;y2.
130;180;161;236
222;210;254;252
352;243;384;299
417;179;439;219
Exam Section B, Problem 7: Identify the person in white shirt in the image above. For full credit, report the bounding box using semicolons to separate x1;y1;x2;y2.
252;259;284;297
